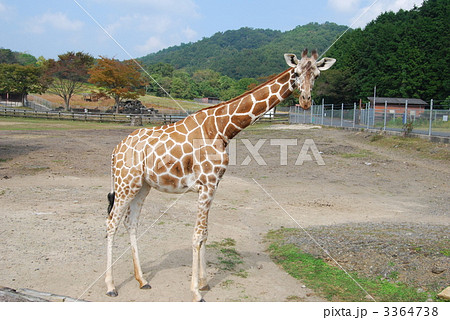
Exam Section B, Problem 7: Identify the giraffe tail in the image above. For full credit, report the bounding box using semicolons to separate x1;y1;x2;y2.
107;153;116;216
107;192;115;216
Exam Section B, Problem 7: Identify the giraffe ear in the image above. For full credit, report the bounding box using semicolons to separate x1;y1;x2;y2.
284;54;298;67
316;57;336;71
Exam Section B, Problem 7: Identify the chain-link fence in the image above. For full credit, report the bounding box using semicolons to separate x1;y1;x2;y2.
290;100;450;137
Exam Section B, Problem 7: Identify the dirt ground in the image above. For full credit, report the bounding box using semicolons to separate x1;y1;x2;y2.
0;121;448;301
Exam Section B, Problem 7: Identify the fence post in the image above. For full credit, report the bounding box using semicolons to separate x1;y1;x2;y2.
340;103;344;127
428;99;433;136
310;104;313;124
321;100;324;125
366;103;369;130
331;104;334;126
352;102;356;128
404;100;408;124
383;101;387;131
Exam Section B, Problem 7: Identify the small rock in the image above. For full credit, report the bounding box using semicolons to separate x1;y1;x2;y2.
301;285;306;288
257;264;263;270
437;287;450;300
431;267;446;274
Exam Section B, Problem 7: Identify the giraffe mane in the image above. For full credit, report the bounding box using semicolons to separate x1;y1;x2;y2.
197;67;294;112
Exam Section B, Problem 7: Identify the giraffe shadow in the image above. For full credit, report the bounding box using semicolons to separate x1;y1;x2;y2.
115;247;192;292
115;247;272;298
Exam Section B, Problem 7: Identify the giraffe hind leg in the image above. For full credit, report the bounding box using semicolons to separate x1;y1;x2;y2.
105;181;143;297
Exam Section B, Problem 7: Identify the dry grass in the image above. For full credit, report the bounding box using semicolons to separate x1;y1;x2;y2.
33;93;207;114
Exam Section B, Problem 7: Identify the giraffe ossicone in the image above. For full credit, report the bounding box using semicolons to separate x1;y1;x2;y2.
104;49;335;301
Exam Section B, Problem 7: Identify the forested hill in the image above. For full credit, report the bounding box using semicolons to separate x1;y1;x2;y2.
323;0;449;102
139;22;348;79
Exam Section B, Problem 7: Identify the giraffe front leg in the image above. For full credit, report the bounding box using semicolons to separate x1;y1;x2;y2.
199;242;210;291
191;233;207;302
191;185;214;302
129;228;151;289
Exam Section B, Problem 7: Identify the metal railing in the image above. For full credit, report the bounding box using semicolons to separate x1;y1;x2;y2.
290;100;450;137
0;107;188;124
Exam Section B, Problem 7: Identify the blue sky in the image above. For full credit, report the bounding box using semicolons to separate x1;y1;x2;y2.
0;0;423;60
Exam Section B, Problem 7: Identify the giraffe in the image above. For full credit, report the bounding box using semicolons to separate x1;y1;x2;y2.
105;49;335;301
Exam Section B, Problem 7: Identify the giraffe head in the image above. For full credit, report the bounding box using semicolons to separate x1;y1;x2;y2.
284;49;336;110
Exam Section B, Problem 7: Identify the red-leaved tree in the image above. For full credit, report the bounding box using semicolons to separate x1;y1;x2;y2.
88;57;147;113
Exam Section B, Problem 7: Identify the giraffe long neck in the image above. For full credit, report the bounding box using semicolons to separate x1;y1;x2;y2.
213;68;296;141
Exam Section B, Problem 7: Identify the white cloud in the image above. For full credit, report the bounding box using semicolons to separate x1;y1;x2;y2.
0;1;14;20
135;36;166;54
351;0;424;28
97;0;200;56
94;0;199;17
106;14;172;36
182;26;197;41
28;12;84;34
328;0;361;13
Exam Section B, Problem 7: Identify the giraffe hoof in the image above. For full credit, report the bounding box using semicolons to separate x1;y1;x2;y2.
199;284;210;291
106;289;118;297
200;298;206;302
140;283;152;290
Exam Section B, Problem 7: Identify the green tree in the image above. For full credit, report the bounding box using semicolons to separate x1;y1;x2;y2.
0;49;18;64
0;64;47;105
44;51;94;110
329;0;450;102
313;69;357;104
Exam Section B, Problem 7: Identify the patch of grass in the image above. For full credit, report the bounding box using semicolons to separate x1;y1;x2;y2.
370;134;384;142
389;271;399;280
140;94;205;112
286;295;306;302
220;279;235;288
217;247;243;271
340;149;373;158
233;269;249;278
0;116;131;131
440;249;450;257
266;229;432;302
0;158;11;162
367;134;450;161
207;238;244;272
207;237;236;249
